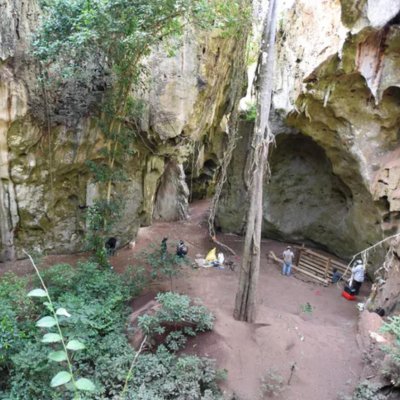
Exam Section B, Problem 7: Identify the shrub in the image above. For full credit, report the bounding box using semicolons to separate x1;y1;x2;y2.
338;381;386;400
259;368;285;398
381;316;400;387
126;346;224;400
300;302;313;315
138;292;214;351
0;274;37;392
143;244;189;291
1;263;223;400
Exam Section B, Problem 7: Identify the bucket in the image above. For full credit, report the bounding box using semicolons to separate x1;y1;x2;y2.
342;291;356;301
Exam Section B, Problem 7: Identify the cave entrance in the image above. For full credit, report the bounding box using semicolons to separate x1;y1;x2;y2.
185;157;219;202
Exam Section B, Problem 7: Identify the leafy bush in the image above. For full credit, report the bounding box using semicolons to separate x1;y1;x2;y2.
0;274;37;391
259;368;285;398
1;264;223;400
300;302;313;315
155;292;214;332
138;292;214;352
126;346;224;400
84;201;122;268
1;262;146;399
381;316;400;387
338;381;386;400
0;273;36;317
143;244;189;291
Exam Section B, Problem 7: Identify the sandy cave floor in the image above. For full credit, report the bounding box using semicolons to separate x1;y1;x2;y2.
0;199;369;400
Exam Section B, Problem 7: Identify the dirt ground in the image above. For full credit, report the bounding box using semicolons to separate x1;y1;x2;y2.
0;200;368;400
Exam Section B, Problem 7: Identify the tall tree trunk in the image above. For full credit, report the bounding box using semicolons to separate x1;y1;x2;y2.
233;0;278;322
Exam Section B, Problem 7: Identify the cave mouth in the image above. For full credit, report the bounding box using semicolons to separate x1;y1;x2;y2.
263;132;354;252
185;157;219;202
215;125;366;257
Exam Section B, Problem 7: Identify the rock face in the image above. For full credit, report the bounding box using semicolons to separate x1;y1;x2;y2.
218;121;378;256
368;236;400;315
218;0;400;259
3;0;400;267
0;1;247;261
153;161;189;222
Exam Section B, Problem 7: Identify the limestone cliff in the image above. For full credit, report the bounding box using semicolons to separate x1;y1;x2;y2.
218;0;400;259
0;0;247;261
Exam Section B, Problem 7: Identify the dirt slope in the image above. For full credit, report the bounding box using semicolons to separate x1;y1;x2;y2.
0;200;366;400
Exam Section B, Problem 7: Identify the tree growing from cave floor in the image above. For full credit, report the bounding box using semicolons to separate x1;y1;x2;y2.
234;0;278;322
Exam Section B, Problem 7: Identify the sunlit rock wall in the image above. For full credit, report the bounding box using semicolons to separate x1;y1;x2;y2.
218;0;400;259
0;0;247;261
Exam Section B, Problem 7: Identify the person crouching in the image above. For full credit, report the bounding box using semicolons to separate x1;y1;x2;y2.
176;240;188;258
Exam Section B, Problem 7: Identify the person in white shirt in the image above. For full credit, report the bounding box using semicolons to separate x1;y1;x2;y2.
282;246;295;276
350;259;365;295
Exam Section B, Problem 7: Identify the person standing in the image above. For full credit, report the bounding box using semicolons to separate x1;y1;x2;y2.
282;246;294;276
331;268;342;284
160;237;168;260
350;259;365;295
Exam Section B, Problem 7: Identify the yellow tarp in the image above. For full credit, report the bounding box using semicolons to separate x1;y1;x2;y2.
205;247;217;262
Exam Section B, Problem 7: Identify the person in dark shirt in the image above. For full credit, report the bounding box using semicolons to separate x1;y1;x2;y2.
105;237;117;256
176;240;188;258
332;267;342;284
160;237;168;260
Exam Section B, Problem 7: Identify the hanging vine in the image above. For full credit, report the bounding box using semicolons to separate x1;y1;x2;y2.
207;3;252;255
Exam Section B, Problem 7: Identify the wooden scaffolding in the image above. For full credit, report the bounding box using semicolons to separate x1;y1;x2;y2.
269;245;350;285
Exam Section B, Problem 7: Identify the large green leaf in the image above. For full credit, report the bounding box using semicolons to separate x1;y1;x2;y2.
75;378;95;392
48;351;68;362
36;316;57;328
66;339;85;351
42;333;62;343
27;288;47;297
56;308;71;317
50;371;71;387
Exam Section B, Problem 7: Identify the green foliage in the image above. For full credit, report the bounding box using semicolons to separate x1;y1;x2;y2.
0;273;36;390
33;0;248;80
381;316;400;387
32;0;250;270
1;263;223;399
84;199;122;267
27;256;95;398
338;381;386;400
125;346;224;399
165;330;188;352
300;302;313;315
0;273;35;316
0;308;27;367
242;102;257;122
1;262;146;399
259;369;285;398
138;292;214;347
156;292;214;332
246;34;260;66
137;292;214;354
144;244;189;290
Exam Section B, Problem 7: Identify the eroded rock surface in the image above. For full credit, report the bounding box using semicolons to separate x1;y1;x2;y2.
218;0;400;259
0;1;247;261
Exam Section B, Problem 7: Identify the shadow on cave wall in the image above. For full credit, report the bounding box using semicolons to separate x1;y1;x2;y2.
263;133;354;250
186;158;218;202
216;120;374;257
